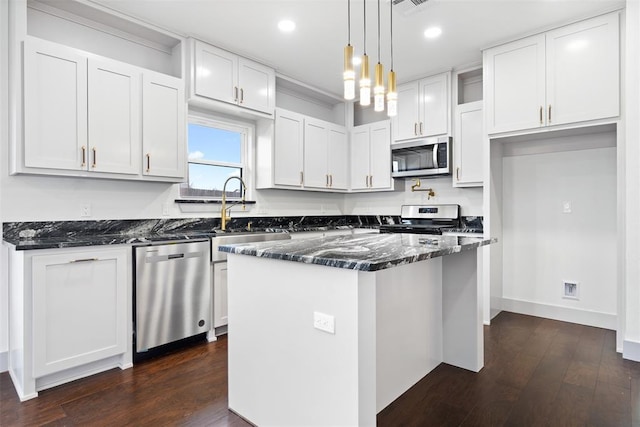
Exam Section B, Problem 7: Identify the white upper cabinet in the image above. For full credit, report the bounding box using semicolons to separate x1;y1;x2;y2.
393;72;450;142
453;101;484;186
350;121;392;191
273;109;305;187
88;58;141;175
192;40;275;115
545;12;620;126
484;11;620;135
24;38;88;171
142;72;185;179
327;126;349;190
21;37;185;182
303;118;348;190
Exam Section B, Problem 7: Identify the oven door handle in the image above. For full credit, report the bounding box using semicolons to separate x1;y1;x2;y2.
432;143;439;168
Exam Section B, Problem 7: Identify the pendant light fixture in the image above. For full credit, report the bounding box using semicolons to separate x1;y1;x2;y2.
373;0;385;112
386;0;397;117
343;0;355;100
360;0;371;106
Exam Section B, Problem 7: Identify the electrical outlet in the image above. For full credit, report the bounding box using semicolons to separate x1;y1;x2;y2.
562;201;572;214
313;311;335;334
563;281;579;300
80;204;91;217
162;203;170;216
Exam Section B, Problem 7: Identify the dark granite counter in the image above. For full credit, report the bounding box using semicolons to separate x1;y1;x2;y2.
219;233;495;272
2;215;484;251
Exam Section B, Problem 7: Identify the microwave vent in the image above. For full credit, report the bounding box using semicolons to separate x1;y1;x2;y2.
393;0;431;16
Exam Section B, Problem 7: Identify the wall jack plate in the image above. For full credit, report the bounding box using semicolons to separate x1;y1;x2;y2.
313;311;335;334
563;281;579;300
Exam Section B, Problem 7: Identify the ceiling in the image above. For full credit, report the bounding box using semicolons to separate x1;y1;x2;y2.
90;0;624;99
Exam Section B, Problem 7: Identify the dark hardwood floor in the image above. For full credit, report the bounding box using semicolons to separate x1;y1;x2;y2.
1;311;639;426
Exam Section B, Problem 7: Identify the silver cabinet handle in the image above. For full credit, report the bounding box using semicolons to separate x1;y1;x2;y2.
548;105;552;123
326;174;329;187
539;106;543;125
81;146;86;168
240;88;244;104
234;86;239;102
300;171;304;185
330;174;333;187
146;153;151;173
70;258;98;263
419;122;423;135
414;123;418;136
91;147;97;169
456;167;460;181
369;175;373;188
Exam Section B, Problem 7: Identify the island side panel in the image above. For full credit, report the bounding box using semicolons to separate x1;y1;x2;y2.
442;249;484;372
226;254;377;427
374;257;443;412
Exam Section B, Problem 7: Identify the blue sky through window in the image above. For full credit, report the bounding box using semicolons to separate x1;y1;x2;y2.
188;124;241;163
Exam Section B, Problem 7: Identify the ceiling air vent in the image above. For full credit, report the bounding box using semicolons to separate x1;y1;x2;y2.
392;0;431;16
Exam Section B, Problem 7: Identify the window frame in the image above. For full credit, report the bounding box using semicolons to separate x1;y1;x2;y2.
182;113;254;201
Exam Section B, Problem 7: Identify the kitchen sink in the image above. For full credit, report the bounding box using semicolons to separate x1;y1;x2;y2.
211;232;290;263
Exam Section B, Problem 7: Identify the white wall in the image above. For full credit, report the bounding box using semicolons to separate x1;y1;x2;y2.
501;132;617;329
0;0;8;371
345;178;483;217
624;0;640;361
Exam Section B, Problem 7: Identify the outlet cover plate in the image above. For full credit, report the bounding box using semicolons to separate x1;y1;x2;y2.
313;311;335;334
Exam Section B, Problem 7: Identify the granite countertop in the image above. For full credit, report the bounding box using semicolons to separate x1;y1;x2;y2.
218;233;496;272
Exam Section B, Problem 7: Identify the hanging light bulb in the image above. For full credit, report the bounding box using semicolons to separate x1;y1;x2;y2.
386;0;397;117
343;0;355;100
373;0;384;112
360;0;371;106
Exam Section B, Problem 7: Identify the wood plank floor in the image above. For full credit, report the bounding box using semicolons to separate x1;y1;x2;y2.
1;311;639;426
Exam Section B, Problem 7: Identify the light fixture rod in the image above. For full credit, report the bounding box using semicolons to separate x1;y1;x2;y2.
377;0;381;62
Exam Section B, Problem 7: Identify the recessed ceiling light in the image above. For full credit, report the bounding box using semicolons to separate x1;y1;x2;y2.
423;26;442;39
278;19;296;33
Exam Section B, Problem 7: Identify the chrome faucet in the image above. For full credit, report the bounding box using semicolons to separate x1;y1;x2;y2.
221;176;247;231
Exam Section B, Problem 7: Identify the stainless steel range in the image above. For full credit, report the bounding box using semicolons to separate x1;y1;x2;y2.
379;204;461;235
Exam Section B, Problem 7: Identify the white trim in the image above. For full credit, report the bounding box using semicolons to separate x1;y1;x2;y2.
500;297;617;330
0;351;7;373
623;339;640;362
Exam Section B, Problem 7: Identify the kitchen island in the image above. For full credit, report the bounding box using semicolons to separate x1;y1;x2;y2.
219;233;495;426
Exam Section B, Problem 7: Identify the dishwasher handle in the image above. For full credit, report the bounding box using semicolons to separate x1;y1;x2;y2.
168;253;184;260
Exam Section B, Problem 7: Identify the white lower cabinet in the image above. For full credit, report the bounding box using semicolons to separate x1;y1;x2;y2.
8;246;132;401
213;262;228;328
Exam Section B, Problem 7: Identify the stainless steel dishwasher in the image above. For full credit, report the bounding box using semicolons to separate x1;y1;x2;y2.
134;240;211;354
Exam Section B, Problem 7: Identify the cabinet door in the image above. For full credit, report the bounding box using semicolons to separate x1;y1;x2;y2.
238;58;275;114
484;34;546;134
32;248;128;377
368;121;392;190
23;38;88;171
327;125;348;190
546;12;619;126
194;41;237;105
274;109;304;187
213;262;228;328
393;82;420;141
142;72;186;179
453;101;483;187
303;119;329;189
88;58;140;175
350;125;371;190
419;73;449;137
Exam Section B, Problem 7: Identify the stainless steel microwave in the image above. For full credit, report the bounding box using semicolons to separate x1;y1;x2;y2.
391;136;452;178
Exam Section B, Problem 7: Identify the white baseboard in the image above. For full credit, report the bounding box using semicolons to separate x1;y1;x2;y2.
623;339;640;362
500;297;616;330
0;350;7;372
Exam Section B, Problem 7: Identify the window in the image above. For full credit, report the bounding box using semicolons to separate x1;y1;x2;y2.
180;117;251;199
